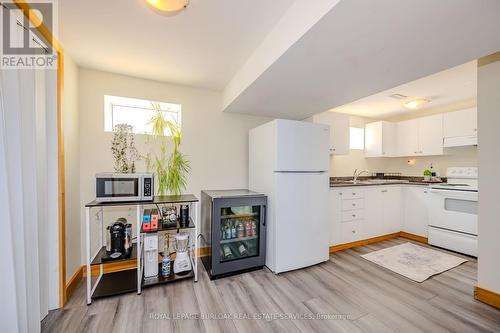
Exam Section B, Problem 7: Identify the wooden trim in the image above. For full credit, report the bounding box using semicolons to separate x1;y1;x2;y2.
81;247;211;277
65;266;83;300
14;0;66;307
399;232;428;244
82;260;138;277
329;232;400;253
474;286;500;309
478;52;500;67
329;232;428;253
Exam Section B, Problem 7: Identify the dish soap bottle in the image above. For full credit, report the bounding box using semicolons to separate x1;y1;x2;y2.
430;163;436;179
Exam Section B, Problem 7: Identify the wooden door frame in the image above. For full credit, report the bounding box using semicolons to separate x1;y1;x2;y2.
13;0;67;307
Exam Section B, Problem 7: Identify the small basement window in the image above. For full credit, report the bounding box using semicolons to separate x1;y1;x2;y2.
350;127;365;150
104;95;181;135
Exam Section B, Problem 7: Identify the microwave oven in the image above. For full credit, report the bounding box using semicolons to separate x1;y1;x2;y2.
95;173;154;202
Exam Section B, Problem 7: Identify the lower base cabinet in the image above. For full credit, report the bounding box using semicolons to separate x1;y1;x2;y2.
402;186;429;237
331;185;421;246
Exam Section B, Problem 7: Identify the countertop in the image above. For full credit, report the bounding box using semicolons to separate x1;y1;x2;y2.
330;178;445;188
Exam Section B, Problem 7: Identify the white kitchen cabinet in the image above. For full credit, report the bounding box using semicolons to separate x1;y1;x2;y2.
340;220;363;243
397;114;443;156
364;121;397;157
397;119;419;156
329;188;365;246
419;114;444;155
402;186;429;237
443;108;478;147
330;189;343;246
381;186;402;234
363;187;383;238
307;112;350;155
330;185;427;246
364;186;401;237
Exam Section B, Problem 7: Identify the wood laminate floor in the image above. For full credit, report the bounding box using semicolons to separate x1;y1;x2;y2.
42;238;500;333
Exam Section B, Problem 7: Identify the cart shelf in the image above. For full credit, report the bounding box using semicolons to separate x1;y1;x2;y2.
142;262;194;288
92;269;138;299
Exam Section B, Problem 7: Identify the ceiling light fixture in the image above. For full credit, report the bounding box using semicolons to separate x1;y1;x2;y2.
145;0;189;13
404;98;429;110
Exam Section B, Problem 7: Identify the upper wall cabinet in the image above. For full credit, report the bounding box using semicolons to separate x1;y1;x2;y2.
397;114;443;156
306;112;350;155
364;121;397;157
443;108;477;147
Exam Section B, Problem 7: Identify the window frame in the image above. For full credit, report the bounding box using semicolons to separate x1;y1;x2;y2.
349;127;365;150
104;95;181;136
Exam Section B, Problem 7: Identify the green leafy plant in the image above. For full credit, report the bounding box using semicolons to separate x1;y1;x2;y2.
145;102;190;196
111;124;139;173
423;169;432;177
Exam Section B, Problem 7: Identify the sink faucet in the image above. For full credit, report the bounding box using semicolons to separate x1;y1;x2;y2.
353;169;370;183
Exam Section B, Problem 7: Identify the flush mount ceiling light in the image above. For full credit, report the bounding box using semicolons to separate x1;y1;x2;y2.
404;98;430;110
145;0;189;13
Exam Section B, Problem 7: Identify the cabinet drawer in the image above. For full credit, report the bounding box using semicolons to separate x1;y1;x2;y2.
342;209;364;222
341;220;362;243
339;189;364;200
342;198;364;211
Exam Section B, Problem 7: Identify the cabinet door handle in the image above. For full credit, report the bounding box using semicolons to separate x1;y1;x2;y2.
381;190;388;193
352;214;356;217
352;230;356;233
339;193;343;196
352;203;356;206
424;191;428;193
330;148;336;151
352;193;356;195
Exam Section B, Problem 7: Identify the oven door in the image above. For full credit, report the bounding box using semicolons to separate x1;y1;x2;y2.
96;175;141;201
428;188;478;235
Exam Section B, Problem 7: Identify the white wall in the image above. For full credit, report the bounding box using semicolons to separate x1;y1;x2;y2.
78;69;271;263
63;54;81;283
330;115;477;177
477;56;500;295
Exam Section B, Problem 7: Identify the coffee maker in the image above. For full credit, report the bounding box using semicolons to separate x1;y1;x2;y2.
110;221;125;254
103;218;132;261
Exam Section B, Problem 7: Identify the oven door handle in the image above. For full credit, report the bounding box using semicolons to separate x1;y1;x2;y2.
429;188;478;201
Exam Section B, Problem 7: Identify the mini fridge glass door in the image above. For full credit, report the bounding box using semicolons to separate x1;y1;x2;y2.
212;196;266;276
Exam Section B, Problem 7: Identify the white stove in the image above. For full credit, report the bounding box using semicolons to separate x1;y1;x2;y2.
428;167;478;257
430;167;478;192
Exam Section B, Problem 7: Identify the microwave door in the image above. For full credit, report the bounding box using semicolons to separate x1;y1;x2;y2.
96;177;140;201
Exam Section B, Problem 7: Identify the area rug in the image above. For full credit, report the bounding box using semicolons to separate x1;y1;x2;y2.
360;242;467;282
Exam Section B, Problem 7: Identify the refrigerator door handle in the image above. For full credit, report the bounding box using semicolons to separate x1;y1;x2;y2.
262;205;266;227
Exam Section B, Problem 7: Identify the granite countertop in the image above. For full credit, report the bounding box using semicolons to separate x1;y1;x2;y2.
330;176;445;188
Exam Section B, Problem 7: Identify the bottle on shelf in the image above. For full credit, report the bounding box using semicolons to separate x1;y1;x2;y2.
251;220;257;237
231;220;237;239
236;220;245;238
222;245;233;259
162;252;171;277
245;220;252;237
238;243;248;256
225;222;232;239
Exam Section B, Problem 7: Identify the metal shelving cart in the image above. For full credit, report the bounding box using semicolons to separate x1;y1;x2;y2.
84;195;199;305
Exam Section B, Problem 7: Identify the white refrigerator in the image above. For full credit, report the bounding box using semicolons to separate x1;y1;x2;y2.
249;119;330;273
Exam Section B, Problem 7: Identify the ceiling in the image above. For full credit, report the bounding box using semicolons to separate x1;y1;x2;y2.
331;61;477;119
59;0;295;89
223;0;500;120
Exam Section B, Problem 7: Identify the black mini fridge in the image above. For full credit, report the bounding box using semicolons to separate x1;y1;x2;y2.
201;190;267;279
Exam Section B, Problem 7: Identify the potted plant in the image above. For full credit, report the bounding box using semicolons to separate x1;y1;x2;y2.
423;169;432;181
111;124;139;173
144;102;190;196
